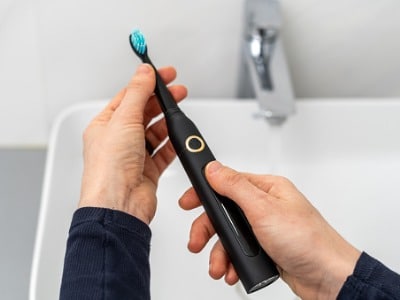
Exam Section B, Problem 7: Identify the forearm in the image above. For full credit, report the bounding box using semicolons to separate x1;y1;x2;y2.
60;207;152;300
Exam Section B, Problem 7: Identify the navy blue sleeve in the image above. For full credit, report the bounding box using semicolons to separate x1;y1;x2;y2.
337;252;400;299
59;207;152;300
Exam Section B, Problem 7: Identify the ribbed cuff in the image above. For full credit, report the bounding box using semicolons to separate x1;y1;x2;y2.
70;207;152;242
337;252;400;299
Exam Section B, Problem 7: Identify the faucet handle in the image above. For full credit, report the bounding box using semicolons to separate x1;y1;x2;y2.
245;0;282;33
239;0;295;123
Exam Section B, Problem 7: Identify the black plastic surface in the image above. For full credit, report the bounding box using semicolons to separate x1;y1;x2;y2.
165;109;279;293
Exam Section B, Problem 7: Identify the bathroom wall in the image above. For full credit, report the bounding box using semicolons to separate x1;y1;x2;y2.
0;0;46;146
35;0;243;131
2;0;400;146
281;0;400;99
0;149;45;300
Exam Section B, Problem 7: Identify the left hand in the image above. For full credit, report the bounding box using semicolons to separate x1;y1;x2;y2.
79;64;187;224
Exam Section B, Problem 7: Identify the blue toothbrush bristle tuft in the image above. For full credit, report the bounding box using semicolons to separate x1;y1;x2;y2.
131;29;147;55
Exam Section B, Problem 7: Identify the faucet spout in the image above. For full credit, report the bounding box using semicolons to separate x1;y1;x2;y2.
238;0;295;125
249;27;277;90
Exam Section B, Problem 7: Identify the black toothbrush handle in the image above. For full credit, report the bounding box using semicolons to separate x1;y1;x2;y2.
132;42;280;292
165;109;280;294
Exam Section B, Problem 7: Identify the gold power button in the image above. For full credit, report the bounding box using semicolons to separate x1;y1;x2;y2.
185;135;205;153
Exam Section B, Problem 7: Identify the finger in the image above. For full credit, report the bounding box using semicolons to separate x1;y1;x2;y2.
145;116;169;153
208;241;239;285
144;85;188;126
92;88;127;124
179;188;202;211
241;173;276;193
157;66;177;85
112;64;156;126
151;139;176;176
145;139;155;155
99;66;177;123
225;263;239;285
144;116;176;174
92;66;181;126
188;212;216;253
243;173;298;199
209;241;230;280
144;65;187;123
205;161;269;214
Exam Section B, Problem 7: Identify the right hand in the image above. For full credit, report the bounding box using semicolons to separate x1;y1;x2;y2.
179;160;361;300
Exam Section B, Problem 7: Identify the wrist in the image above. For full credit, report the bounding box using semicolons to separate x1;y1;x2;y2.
79;171;127;207
317;237;361;299
291;231;361;300
79;173;156;225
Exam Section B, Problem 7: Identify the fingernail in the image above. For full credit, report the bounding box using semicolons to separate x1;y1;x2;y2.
207;161;222;175
136;63;152;74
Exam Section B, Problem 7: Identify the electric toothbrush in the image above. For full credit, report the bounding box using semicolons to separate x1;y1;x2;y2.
129;29;279;293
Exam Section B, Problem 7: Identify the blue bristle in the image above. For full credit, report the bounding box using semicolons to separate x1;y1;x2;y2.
131;29;147;55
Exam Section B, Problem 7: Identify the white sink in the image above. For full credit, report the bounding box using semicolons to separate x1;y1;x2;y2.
30;98;400;300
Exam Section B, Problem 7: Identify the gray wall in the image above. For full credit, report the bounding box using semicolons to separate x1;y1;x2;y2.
0;149;46;299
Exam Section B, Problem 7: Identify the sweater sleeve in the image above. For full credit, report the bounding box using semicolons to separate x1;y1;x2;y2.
59;207;152;300
337;252;400;300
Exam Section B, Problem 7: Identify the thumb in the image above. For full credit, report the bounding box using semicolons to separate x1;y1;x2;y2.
113;63;156;125
205;161;267;217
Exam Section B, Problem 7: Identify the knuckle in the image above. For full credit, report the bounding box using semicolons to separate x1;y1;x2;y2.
127;78;142;90
274;175;292;187
224;170;243;187
269;175;298;197
127;77;153;96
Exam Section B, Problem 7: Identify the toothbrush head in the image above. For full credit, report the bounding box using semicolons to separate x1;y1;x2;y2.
130;29;147;57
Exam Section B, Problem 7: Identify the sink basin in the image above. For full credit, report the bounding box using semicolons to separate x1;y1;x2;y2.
30;98;400;300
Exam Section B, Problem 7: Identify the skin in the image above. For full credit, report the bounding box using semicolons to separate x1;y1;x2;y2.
79;63;187;224
79;63;361;299
179;161;361;299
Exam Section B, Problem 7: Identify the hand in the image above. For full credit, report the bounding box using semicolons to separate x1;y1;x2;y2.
179;161;361;299
79;64;187;224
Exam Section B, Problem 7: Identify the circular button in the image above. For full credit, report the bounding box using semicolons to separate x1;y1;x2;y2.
185;135;205;153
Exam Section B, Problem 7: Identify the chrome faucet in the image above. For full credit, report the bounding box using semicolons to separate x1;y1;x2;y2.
237;0;295;124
